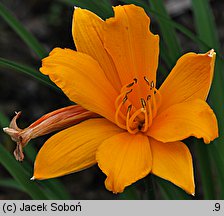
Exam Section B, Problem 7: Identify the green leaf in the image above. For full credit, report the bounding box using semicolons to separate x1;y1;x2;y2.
208;58;224;199
194;141;215;199
59;0;113;19
0;57;61;93
153;176;192;200
0;143;48;199
191;0;224;199
119;183;140;200
0;178;26;192
0;2;47;59
191;0;220;52
209;143;224;199
0;111;10;127
41;179;71;200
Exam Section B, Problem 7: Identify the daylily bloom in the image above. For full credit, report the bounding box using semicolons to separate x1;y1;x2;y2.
4;4;218;195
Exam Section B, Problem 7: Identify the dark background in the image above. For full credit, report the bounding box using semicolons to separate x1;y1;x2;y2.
0;0;223;199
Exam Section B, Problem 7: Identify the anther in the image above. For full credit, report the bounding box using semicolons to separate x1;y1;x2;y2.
140;98;146;108
147;95;151;101
115;89;132;109
122;89;133;104
127;105;132;112
126;89;133;95
126;82;135;88
144;76;150;85
150;81;154;89
123;96;128;104
133;78;138;83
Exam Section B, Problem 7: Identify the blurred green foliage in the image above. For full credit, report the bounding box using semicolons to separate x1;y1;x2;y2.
0;0;223;199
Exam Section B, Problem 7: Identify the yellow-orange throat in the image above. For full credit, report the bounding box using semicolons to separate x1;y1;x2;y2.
115;76;161;134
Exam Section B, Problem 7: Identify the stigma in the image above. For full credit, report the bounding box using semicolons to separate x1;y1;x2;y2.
115;77;161;134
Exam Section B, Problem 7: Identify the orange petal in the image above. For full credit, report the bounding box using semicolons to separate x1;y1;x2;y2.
148;99;218;144
33;118;122;179
104;5;159;86
96;132;152;193
150;138;195;195
40;48;117;123
158;50;216;114
72;8;121;91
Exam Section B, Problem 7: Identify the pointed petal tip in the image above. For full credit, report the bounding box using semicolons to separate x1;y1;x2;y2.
208;49;215;57
30;176;35;181
2;127;8;132
74;6;79;10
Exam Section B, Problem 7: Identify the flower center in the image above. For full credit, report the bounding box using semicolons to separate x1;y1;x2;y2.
115;77;161;134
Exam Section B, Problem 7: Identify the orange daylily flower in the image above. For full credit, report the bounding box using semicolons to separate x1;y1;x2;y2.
4;4;218;195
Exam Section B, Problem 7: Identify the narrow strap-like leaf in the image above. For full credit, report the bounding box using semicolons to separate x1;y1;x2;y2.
194;142;215;199
59;0;113;19
0;143;48;199
149;0;181;66
192;0;224;199
192;0;220;52
0;57;61;93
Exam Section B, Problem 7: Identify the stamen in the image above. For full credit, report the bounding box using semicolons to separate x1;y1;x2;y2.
150;81;154;90
151;93;157;117
141;109;149;132
140;98;146;108
115;89;133;109
127;104;132;113
144;76;150;85
114;77;162;134
126;106;139;134
115;99;127;130
115;89;133;121
146;99;153;127
151;88;162;117
126;82;135;88
121;79;137;93
123;96;128;104
154;88;162;109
